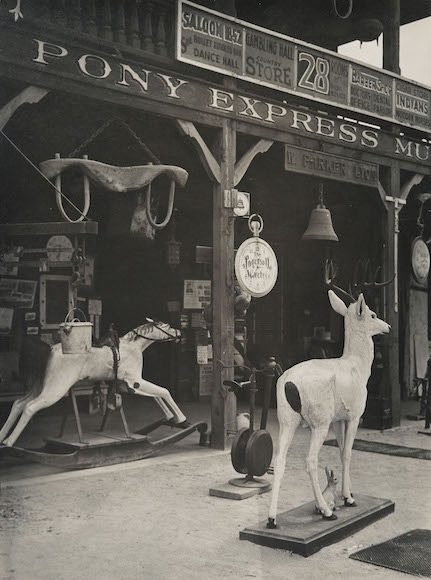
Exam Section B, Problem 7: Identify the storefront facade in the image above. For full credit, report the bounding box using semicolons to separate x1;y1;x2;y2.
1;0;430;448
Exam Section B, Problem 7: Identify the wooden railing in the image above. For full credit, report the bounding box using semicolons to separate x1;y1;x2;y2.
6;0;175;58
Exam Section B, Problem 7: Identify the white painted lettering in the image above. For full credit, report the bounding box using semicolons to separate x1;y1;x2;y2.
339;123;357;143
315;116;335;137
78;54;111;79
208;88;234;111
156;74;189;98
291;110;313;132
265;103;287;123
117;65;150;91
33;39;68;65
238;96;264;119
415;142;430;161
361;130;378;148
394;138;414;157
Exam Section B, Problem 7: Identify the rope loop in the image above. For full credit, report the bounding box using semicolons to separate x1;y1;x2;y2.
332;0;353;19
145;179;176;230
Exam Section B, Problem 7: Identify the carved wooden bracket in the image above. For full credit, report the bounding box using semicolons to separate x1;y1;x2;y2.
176;120;221;183
234;139;273;186
0;86;49;132
400;173;425;201
176;119;273;186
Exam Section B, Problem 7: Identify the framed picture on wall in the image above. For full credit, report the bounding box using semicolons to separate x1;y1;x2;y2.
40;274;73;329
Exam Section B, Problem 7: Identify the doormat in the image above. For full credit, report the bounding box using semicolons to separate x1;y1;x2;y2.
350;529;431;577
324;439;431;460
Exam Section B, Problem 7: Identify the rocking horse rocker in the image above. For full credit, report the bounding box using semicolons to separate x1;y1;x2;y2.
0;318;208;469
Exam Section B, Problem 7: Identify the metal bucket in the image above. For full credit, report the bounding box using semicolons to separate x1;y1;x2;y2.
59;308;93;354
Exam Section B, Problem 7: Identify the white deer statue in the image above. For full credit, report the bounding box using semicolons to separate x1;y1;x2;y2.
267;266;391;528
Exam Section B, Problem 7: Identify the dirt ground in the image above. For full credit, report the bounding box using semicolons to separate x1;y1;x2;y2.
1;401;431;579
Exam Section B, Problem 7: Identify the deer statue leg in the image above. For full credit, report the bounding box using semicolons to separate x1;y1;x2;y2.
332;420;346;495
341;417;360;506
267;413;301;528
130;378;187;425
306;425;335;519
0;391;36;443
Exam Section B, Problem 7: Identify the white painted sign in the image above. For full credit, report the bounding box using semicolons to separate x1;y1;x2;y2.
235;237;278;297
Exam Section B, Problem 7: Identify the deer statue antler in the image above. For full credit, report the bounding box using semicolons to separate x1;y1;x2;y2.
352;259;395;297
324;258;355;304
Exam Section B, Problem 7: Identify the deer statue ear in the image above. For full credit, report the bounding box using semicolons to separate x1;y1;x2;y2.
328;290;347;317
356;293;366;319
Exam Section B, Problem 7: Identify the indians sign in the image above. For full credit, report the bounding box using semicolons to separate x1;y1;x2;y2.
177;0;431;133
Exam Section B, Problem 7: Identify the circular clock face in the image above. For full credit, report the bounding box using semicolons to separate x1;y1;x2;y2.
412;237;430;282
46;235;74;262
235;237;278;298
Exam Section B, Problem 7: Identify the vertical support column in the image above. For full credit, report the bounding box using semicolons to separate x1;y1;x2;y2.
383;0;401;74
382;165;401;427
211;119;236;449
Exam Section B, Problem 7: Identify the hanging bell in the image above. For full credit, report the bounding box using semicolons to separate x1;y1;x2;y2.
302;190;339;242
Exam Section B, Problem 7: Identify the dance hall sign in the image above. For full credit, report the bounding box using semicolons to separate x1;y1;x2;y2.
284;145;379;187
177;0;431;133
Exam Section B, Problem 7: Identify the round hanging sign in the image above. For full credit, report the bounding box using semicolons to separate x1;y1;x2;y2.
46;235;74;262
411;237;430;283
235;233;278;298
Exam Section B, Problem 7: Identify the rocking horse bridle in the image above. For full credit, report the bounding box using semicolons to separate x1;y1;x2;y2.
133;318;181;343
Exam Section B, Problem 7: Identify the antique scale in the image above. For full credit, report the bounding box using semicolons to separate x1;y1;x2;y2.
225;214;278;489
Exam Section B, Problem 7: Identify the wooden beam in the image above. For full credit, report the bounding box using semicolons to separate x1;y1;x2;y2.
234;139;273;186
176;120;221;184
0;85;48;132
0;221;98;236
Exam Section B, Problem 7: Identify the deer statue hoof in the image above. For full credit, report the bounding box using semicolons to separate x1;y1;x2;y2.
344;497;357;507
266;518;277;529
322;512;338;521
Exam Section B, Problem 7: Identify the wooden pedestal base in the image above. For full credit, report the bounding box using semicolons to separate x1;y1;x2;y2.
240;494;395;556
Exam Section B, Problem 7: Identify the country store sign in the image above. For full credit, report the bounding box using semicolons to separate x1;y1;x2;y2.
177;0;431;133
1;35;431;170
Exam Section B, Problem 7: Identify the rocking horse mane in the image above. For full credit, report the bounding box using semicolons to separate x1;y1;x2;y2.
121;320;166;342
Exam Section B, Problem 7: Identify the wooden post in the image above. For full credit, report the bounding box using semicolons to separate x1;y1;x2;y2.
383;0;400;74
211;119;236;449
381;165;401;427
381;1;401;426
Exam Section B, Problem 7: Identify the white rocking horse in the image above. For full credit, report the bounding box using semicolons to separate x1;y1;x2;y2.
0;318;188;447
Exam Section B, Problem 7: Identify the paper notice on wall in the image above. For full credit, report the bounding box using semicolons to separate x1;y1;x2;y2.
197;344;209;365
183;280;211;310
199;363;213;397
0;307;14;334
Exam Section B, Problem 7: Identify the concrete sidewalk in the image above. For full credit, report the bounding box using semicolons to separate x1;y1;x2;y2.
1;399;431;579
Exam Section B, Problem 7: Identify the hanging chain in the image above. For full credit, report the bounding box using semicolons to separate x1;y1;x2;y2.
68;117;160;164
1;116;162;223
67;117;117;158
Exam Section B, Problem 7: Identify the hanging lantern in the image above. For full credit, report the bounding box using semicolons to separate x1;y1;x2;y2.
302;184;339;242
